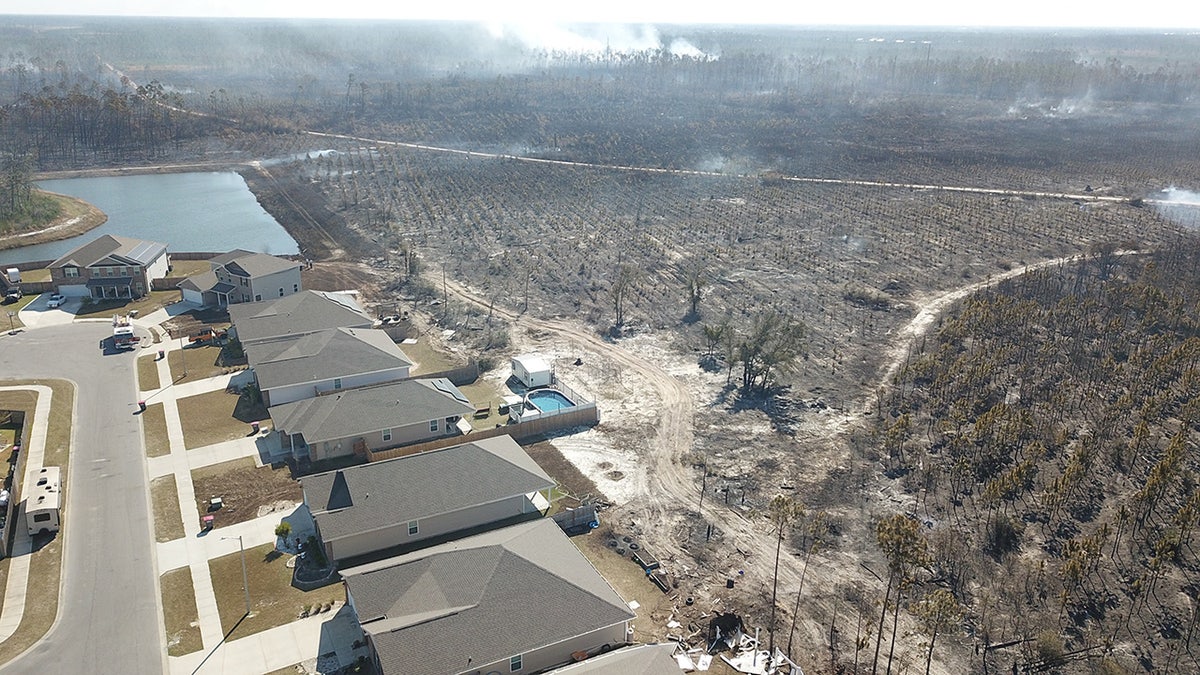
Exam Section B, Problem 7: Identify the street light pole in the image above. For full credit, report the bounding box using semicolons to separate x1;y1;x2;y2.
179;334;187;378
222;535;251;617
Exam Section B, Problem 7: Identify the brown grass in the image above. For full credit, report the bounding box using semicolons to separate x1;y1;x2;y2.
176;389;251;450
209;543;341;641
137;354;162;391
141;402;171;458
0;379;74;666
151;475;185;542
160;566;203;656
191;458;301;529
168;259;212;278
0;191;105;251
403;337;464;375
524;440;606;504
74;290;177;320
457;380;508;430
1;294;38;330
167;344;226;382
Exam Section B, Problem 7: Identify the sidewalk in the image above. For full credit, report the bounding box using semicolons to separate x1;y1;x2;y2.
0;385;54;643
137;314;358;674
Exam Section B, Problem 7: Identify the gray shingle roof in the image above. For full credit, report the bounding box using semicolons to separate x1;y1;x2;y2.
248;327;412;391
302;435;554;542
343;519;634;675
546;644;680;675
49;234;167;269
268;378;474;445
222;252;300;277
178;269;218;293
228;290;371;344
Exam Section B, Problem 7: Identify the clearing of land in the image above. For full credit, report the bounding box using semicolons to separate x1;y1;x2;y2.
190;457;302;529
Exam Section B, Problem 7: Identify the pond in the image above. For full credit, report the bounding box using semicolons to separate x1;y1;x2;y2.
0;171;300;266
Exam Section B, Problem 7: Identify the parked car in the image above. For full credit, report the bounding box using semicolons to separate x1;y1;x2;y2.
2;290;20;304
47;294;66;308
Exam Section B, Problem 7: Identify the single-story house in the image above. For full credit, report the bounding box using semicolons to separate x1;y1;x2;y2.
512;353;553;389
268;377;475;462
342;518;635;675
545;644;680;675
302;435;555;563
49;234;169;299
227;290;373;345
248;326;413;407
179;249;302;306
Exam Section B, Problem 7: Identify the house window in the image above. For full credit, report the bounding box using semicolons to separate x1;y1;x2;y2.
407;520;419;536
382;428;392;442
254;294;262;301
333;378;342;390
279;288;285;297
429;419;438;432
510;655;522;672
293;284;299;292
64;267;79;278
241;277;249;287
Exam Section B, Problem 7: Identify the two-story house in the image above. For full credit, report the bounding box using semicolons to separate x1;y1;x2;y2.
49;234;169;300
178;249;302;307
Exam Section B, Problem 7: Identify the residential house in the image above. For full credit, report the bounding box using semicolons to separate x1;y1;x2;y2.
178;249;302;307
302;435;555;563
248;326;413;407
227;290;372;345
342;518;635;675
49;234;169;299
544;644;680;675
268;377;475;462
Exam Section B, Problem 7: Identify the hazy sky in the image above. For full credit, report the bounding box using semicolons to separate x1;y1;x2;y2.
4;0;1199;29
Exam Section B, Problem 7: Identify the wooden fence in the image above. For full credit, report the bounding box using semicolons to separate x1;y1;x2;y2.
367;404;600;462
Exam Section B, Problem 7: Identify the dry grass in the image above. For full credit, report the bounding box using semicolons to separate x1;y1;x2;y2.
2;293;38;330
137;353;161;391
16;269;50;283
141;402;171;458
0;379;73;666
160;566;203;656
168;259;212;278
191;457;301;529
209;542;342;641
457;380;508;430
167;344;226;382
176;389;252;450
74;290;177;320
402;337;464;375
151;475;185;542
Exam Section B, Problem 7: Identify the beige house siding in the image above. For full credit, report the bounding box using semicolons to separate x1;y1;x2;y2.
325;494;542;561
250;267;303;302
261;366;412;407
462;624;629;675
308;417;459;462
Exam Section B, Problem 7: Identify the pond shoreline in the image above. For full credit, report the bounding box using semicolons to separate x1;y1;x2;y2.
0;192;108;252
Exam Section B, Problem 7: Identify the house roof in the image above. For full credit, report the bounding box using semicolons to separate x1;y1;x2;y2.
178;270;218;293
248;327;413;391
221;251;300;278
268;378;474;445
228;290;371;344
302;435;554;544
513;353;552;374
49;234;167;270
545;644;680;675
342;519;634;675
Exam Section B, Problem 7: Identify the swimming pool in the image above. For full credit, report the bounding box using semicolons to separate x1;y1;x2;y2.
525;389;575;413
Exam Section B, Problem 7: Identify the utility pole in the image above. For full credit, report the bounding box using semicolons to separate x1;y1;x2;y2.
222;535;251;617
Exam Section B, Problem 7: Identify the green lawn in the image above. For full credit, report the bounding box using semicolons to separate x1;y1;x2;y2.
210;543;342;641
160;567;203;656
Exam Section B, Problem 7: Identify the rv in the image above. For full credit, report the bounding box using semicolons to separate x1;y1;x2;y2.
26;466;61;536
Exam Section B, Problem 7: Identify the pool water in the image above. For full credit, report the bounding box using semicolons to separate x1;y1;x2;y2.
526;389;575;413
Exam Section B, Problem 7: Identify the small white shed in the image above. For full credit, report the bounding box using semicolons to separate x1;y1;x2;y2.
512;354;552;389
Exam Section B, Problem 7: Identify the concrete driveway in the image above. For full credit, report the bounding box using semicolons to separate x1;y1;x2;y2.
16;293;81;329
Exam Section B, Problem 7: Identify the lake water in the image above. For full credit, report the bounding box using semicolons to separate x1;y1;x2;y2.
0;172;300;266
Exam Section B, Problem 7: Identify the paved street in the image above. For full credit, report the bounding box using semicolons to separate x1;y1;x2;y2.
0;322;164;674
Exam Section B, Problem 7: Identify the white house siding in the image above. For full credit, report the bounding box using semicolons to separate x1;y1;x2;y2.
461;624;629;675
145;252;170;282
327;495;538;561
250;267;302;301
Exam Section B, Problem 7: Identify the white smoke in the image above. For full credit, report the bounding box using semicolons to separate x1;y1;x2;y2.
487;22;715;59
1153;186;1200;229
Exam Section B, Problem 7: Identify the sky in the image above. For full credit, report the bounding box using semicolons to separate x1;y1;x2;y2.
3;0;1199;29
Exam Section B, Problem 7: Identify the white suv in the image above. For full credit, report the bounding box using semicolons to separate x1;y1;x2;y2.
47;294;66;308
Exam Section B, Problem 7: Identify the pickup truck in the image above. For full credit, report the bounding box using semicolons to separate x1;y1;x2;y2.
189;327;229;345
